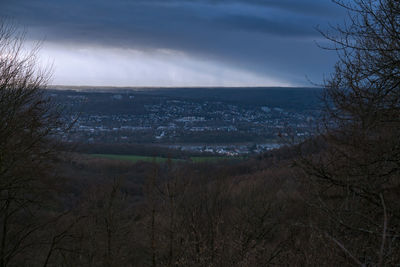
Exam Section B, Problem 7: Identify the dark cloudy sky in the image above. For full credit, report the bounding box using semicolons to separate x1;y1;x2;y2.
0;0;345;87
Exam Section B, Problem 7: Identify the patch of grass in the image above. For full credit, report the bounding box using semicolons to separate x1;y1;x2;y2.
90;154;171;163
190;156;232;163
89;154;242;163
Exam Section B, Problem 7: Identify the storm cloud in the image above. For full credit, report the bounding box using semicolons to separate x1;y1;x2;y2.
0;0;345;86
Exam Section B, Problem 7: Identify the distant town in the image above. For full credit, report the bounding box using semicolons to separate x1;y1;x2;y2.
50;87;321;155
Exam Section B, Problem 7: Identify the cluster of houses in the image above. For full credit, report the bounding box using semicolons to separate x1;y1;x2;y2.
56;92;316;154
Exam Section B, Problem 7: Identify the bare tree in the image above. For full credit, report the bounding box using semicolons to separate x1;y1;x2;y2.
0;21;65;266
297;0;400;265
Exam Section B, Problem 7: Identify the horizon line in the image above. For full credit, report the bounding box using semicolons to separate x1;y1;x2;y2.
47;84;321;89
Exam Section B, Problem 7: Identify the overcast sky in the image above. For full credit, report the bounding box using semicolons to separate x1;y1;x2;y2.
0;0;346;87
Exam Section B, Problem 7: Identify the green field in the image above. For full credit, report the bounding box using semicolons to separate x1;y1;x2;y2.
90;154;173;163
189;156;234;162
90;154;239;163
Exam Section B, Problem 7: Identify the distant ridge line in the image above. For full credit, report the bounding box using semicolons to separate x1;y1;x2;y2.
47;85;322;93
